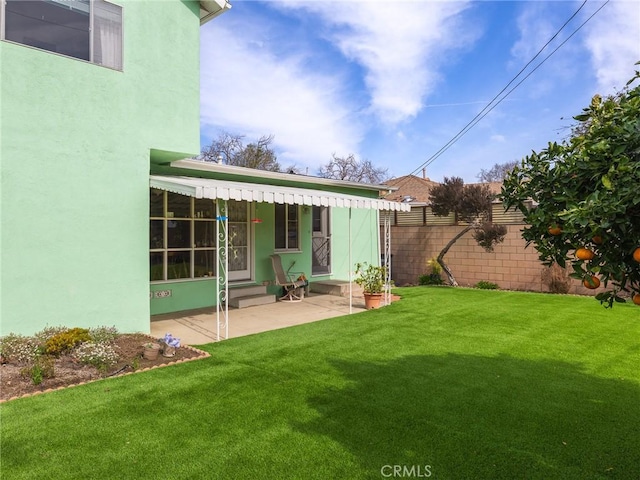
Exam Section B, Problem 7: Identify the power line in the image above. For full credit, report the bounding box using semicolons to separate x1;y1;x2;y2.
404;0;608;182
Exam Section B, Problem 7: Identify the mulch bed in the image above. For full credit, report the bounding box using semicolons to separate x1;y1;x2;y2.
0;333;209;403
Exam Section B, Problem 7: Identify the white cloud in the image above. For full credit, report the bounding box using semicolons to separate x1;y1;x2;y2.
511;1;640;99
491;134;506;143
274;0;476;125
509;2;585;99
200;21;362;169
582;0;640;94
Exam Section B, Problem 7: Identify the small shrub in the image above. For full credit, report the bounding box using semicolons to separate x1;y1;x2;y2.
427;257;442;275
45;328;91;356
34;326;69;345
419;273;444;286
20;356;55;385
420;257;444;285
475;281;499;290
89;326;119;344
0;334;39;365
73;342;119;373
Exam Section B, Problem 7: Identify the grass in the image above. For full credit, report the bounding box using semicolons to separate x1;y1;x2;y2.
1;287;639;479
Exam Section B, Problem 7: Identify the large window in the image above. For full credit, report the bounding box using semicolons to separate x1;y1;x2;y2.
150;190;253;282
275;204;299;251
1;0;123;70
150;189;217;282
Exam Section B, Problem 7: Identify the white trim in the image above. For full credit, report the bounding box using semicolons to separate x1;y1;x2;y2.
150;175;411;212
200;0;231;25
171;159;399;194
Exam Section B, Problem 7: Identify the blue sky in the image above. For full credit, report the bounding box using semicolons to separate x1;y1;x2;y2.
199;0;640;183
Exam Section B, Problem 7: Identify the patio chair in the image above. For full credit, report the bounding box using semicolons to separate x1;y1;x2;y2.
270;254;308;302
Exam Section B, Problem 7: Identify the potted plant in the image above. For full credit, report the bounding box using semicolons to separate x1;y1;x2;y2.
160;333;180;358
142;342;161;360
354;262;387;309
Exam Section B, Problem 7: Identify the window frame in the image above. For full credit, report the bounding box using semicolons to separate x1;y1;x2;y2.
274;203;300;252
150;189;217;283
0;0;123;71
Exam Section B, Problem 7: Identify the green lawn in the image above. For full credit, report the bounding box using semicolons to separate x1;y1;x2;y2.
1;288;639;479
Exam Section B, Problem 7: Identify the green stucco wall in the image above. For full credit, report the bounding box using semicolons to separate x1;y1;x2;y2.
1;0;202;335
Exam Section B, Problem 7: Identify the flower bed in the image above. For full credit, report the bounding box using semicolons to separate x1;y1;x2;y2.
0;327;208;403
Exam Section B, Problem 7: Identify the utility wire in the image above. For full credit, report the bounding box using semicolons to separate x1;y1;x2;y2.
396;0;607;187
415;0;609;176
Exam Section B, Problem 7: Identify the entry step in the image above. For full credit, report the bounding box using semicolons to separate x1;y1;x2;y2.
229;294;276;309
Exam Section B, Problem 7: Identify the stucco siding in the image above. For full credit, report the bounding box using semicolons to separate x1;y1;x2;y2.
1;0;202;335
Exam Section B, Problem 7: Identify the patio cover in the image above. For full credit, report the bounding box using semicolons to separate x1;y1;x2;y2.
149;175;411;212
149;174;404;339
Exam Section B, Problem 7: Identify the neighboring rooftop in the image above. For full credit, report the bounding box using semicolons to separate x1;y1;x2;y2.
383;174;503;204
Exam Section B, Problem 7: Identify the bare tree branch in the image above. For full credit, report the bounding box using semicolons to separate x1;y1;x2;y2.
476;161;519;182
319;154;388;184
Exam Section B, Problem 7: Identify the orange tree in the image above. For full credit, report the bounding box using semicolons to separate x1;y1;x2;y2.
500;67;640;307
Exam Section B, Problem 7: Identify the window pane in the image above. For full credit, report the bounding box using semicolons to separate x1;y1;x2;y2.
194;198;215;219
194;221;215;247
229;224;247;247
92;0;122;70
5;0;90;60
150;252;164;281
288;221;298;249
230;246;248;271
312;206;322;232
288;206;298;249
167;220;190;248
228;201;248;222
275;204;286;249
150;220;164;249
150;189;164;217
194;250;215;278
167;251;191;280
167;192;190;218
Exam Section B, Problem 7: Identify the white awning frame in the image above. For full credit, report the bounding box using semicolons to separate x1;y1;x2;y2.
150;175;411;212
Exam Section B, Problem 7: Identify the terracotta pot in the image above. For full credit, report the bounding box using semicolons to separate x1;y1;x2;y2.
143;344;161;360
363;292;383;309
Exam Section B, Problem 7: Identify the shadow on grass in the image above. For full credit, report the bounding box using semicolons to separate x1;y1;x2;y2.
297;354;639;480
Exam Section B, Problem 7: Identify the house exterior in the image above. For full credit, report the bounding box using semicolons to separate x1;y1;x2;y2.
1;0;228;336
148;159;408;318
1;0;406;337
383;174;595;295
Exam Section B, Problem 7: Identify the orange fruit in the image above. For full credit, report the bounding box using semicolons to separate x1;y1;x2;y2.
592;235;603;245
633;294;640;306
583;275;601;289
548;225;562;236
575;248;595;261
633;247;640;263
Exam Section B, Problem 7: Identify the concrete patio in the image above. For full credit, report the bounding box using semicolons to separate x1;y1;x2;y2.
150;293;368;346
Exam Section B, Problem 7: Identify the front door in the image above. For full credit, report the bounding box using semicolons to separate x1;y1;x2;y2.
228;201;251;281
312;206;331;275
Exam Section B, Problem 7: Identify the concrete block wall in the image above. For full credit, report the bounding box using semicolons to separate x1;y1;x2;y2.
387;224;594;295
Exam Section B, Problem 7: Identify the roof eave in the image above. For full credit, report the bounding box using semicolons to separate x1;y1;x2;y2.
200;0;232;25
170;158;399;193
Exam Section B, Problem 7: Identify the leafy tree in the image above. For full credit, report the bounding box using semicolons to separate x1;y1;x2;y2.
476;160;519;182
200;132;282;171
318;154;388;183
430;177;507;285
500;67;640;307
